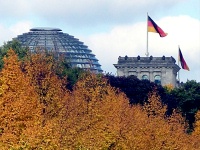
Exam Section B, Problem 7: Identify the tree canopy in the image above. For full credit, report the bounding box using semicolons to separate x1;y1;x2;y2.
171;80;200;130
0;44;200;149
0;40;28;69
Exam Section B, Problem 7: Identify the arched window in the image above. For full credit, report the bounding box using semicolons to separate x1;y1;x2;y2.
142;75;149;80
154;75;161;84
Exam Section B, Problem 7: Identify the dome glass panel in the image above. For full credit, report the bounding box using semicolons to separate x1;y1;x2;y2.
14;27;103;73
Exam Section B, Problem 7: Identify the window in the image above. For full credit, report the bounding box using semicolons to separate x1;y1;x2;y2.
154;75;161;84
142;75;149;80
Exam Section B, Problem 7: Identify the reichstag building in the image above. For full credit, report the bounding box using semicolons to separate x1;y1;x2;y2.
114;55;180;87
12;27;180;86
13;27;103;73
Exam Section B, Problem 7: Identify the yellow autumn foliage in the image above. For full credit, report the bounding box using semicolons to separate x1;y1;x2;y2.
0;49;42;149
0;50;200;149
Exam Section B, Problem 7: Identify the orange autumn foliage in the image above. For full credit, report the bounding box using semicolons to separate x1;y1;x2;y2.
59;73;132;149
0;49;42;149
193;111;200;135
0;49;69;149
57;73;198;149
0;50;200;149
163;84;174;93
24;50;67;120
190;111;200;149
20;50;70;149
141;90;191;150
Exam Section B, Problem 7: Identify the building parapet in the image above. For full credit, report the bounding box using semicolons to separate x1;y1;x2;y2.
113;55;180;87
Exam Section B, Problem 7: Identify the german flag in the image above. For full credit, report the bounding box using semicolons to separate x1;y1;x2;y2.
179;48;190;71
148;16;167;37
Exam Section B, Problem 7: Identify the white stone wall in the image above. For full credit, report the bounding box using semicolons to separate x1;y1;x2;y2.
116;66;178;87
114;56;180;87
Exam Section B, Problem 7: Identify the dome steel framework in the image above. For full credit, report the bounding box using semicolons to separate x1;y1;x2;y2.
14;27;103;73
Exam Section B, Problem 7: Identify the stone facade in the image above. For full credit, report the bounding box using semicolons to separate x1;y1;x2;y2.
114;55;180;87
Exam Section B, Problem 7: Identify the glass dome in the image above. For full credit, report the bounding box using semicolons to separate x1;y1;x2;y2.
14;27;103;73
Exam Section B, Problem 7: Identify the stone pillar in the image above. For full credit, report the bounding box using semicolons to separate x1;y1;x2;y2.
136;67;141;79
149;68;154;82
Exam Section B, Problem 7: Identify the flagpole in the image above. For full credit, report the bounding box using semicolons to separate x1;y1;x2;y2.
146;12;149;57
178;45;180;82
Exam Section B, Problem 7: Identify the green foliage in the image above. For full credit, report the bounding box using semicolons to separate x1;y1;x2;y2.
63;67;85;91
105;74;168;105
43;53;86;91
104;75;187;118
171;80;200;130
0;39;28;69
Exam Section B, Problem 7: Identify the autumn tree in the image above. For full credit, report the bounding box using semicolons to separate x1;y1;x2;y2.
142;90;190;149
0;49;70;149
24;50;67;121
16;49;72;149
57;72;133;149
187;110;200;148
0;49;42;149
1;49;200;149
55;73;197;149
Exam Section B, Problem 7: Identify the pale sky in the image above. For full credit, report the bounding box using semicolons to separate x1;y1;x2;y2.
0;0;199;82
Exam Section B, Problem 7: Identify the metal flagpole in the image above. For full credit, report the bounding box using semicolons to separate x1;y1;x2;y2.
146;12;149;57
178;45;180;82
